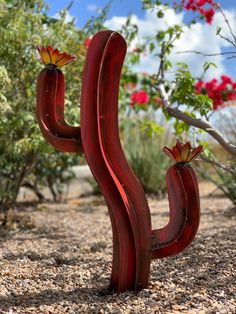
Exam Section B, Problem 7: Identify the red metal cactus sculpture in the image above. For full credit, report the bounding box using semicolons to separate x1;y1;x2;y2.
36;31;202;292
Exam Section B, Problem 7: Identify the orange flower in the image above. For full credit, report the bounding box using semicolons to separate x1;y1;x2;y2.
37;46;75;67
163;140;203;163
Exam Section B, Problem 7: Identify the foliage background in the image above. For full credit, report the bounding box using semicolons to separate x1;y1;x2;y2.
0;0;100;206
0;0;235;211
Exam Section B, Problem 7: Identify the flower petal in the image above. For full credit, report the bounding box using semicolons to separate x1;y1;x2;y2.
187;145;203;162
164;140;203;164
176;140;184;152
47;46;53;54
163;147;176;161
51;49;60;64
172;146;182;162
37;46;75;67
181;142;191;162
37;47;50;65
55;53;76;67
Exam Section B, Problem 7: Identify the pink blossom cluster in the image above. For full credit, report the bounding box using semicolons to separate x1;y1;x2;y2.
195;75;236;110
181;0;217;24
84;38;91;48
130;90;149;107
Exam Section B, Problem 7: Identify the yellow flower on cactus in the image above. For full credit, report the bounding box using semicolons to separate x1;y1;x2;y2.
37;46;76;67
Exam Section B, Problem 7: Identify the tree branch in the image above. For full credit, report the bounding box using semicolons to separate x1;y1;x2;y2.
157;82;236;156
176;50;236;57
199;155;236;176
166;105;236;156
216;3;236;47
155;29;236;157
157;42;166;82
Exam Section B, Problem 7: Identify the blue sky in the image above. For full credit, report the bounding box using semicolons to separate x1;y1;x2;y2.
46;0;235;27
46;0;236;79
46;0;144;27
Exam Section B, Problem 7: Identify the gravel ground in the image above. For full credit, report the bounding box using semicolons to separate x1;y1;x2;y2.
0;182;235;314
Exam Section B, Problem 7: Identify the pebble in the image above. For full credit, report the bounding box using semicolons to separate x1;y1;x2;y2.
0;186;235;314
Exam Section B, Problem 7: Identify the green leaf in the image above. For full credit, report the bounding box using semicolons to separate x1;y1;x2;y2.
149;42;155;52
156;31;165;41
216;26;222;35
203;61;217;73
141;120;164;137
157;10;164;18
174;120;190;135
164;60;172;70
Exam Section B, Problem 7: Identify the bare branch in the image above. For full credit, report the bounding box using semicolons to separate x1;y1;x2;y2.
216;3;236;46
177;4;236;56
176;50;236;57
227;55;236;60
157;42;166;82
217;33;236;48
199;155;236;176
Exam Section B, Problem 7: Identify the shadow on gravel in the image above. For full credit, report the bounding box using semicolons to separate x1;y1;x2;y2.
3;251;81;266
0;287;111;310
0;279;122;310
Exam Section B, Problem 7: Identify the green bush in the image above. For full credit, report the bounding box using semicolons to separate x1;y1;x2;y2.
0;0;108;209
87;116;173;197
196;145;236;206
199;161;236;206
216;164;236;206
122;118;172;196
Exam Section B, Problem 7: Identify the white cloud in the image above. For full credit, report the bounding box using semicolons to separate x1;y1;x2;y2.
86;4;99;12
105;8;236;79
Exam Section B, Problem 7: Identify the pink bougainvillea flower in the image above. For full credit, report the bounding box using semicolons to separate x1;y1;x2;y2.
195;75;236;110
202;7;215;24
37;46;76;67
181;0;217;24
221;75;233;85
130;90;149;107
195;80;204;91
163;140;203;163
84;38;91;49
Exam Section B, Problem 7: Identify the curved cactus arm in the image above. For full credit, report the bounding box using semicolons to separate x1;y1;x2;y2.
36;65;83;152
151;163;201;259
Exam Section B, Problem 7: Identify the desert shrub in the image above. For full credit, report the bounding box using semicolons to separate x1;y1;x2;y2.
121;117;173;196
215;165;236;206
87;116;173;197
196;108;236;206
198;160;236;206
26;151;80;202
0;0;108;209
